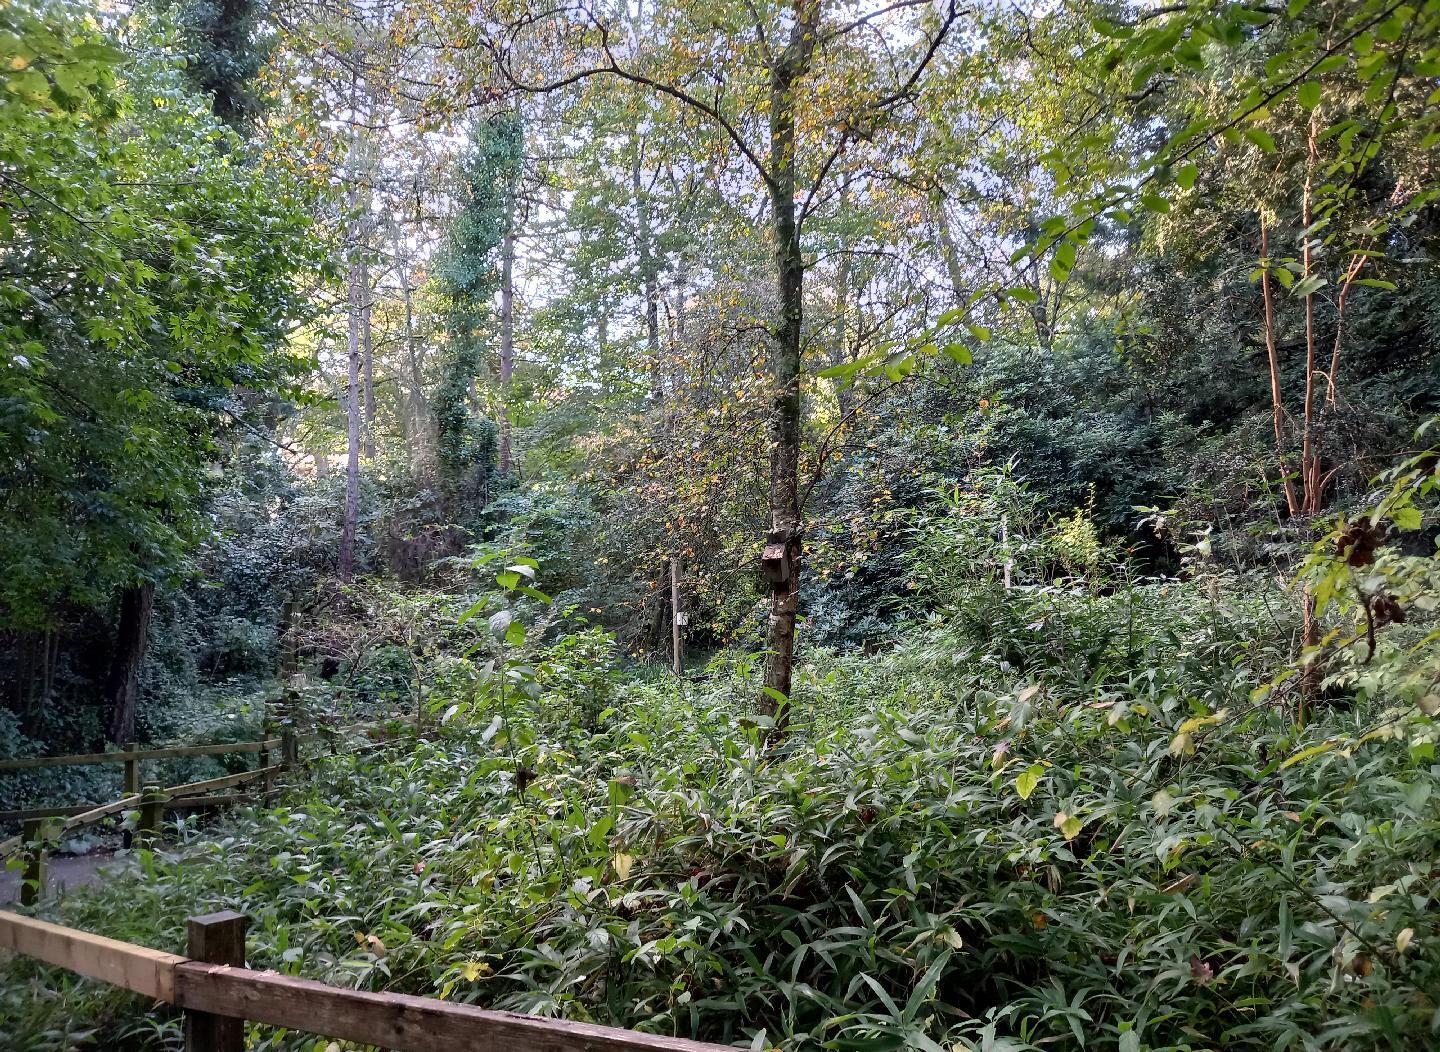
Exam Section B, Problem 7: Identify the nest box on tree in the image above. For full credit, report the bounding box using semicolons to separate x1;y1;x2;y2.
761;530;791;584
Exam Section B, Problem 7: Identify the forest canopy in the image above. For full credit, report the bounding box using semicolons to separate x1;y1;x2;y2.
1;0;1439;1048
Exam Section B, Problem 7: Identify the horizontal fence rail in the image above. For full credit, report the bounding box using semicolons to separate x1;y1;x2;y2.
0;739;284;772
0;733;306;905
0;909;734;1052
1;721;405;905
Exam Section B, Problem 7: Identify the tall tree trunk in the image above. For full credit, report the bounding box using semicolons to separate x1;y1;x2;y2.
760;2;819;716
360;249;377;461
339;254;363;582
1298;123;1322;715
104;583;155;743
831;197;854;417
631;142;663;403
932;190;967;301
1259;215;1300;518
498;224;515;475
673;246;689;361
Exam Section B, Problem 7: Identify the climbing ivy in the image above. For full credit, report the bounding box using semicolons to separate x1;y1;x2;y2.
433;111;523;505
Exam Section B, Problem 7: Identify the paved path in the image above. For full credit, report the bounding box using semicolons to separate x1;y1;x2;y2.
0;846;131;905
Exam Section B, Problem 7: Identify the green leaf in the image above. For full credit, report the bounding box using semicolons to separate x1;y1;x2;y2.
1005;286;1039;303
1175;163;1199;190
1392;505;1422;530
1015;764;1045;801
1244;127;1277;153
1296;81;1322;109
941;343;972;365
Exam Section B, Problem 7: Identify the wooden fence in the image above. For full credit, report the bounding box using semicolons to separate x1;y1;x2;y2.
0;908;731;1052
0;733;301;905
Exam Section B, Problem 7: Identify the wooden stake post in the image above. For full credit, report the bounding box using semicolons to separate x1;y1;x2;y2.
122;742;139;848
670;556;685;676
185;911;247;1052
20;818;52;907
138;786;166;848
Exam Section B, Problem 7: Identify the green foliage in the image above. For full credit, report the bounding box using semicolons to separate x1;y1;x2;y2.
1295;422;1440;719
0;0;326;630
152;0;272;128
7;562;1440;1050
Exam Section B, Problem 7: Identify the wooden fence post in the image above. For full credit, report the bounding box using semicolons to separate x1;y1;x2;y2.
20;818;51;907
670;555;685;676
281;730;298;771
138;786;165;848
123;743;139;849
258;743;272;802
185;911;247;1052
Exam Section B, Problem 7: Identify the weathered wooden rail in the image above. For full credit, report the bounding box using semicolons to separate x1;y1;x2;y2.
0;909;732;1052
0;733;299;905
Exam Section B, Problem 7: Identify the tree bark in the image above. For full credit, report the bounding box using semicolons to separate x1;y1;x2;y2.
104;583;155;743
1259;215;1300;518
360;248;377;462
932;190;968;301
631;142;663;403
760;1;819;717
339;253;363;582
498;224;515;474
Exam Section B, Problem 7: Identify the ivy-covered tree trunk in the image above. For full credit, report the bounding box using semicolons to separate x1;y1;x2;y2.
105;583;154;743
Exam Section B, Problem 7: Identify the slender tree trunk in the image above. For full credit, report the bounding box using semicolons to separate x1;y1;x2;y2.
104;583;155;743
360;249;377;461
1259;215;1300;518
339;254;363;582
760;3;818;716
673;249;688;345
1326;253;1365;406
932;190;967;300
1300;124;1320;516
1298;126;1322;714
831;198;854;417
498;224;515;474
631;142;663;403
397;256;429;467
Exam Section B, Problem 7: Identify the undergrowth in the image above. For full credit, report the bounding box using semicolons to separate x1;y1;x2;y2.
4;567;1438;1051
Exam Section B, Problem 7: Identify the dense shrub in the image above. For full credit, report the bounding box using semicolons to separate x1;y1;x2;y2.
5;567;1438;1051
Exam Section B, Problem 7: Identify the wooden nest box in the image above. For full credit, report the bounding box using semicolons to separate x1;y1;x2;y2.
761;531;791;584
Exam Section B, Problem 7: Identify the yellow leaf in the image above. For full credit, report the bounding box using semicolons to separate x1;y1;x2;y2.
612;852;634;881
366;934;386;958
1054;811;1083;840
1279;740;1339;770
1397;928;1415;953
